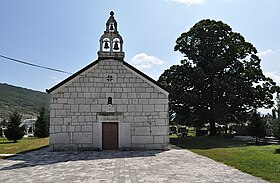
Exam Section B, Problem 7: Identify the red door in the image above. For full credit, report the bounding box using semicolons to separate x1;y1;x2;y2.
102;122;118;150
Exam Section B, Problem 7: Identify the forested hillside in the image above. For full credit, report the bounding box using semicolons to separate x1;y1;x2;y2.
0;83;50;119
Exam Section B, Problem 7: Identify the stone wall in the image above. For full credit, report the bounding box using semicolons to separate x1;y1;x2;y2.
49;59;169;151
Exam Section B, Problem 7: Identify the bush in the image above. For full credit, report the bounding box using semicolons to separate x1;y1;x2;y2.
4;111;25;142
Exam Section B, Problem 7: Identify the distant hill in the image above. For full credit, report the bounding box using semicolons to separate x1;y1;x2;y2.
0;83;50;119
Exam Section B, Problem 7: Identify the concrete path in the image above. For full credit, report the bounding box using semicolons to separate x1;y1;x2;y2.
0;147;268;183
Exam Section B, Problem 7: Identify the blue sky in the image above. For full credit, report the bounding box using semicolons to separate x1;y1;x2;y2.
1;0;280;101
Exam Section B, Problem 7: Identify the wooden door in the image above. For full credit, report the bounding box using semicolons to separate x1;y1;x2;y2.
102;122;118;150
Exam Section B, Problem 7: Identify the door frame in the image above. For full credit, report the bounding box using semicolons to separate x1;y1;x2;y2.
96;113;122;150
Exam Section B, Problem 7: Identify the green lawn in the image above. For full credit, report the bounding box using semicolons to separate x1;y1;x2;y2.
0;137;49;158
171;136;280;183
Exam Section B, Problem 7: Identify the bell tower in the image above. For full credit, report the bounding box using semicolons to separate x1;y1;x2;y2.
98;11;125;60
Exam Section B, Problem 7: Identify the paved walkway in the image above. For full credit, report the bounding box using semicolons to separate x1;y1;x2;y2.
0;147;268;183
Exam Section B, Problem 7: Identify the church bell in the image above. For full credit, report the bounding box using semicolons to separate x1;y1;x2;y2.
113;41;119;50
104;41;109;49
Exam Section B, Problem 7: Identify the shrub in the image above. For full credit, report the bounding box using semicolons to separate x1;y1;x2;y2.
4;111;25;142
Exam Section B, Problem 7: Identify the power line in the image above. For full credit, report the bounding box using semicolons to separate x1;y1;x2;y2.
0;54;73;75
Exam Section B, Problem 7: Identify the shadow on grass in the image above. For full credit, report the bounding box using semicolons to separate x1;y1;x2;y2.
0;141;15;144
170;136;273;150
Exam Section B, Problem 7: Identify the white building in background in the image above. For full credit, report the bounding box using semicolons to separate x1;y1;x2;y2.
20;119;36;136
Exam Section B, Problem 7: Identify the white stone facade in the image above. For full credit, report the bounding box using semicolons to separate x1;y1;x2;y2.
48;59;169;151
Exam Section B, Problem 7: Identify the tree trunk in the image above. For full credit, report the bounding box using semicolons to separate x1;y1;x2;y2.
209;120;217;136
208;77;216;136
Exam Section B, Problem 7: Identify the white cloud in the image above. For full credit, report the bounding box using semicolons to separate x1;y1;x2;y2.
50;76;63;84
257;49;274;57
264;72;280;85
130;53;165;69
167;0;204;5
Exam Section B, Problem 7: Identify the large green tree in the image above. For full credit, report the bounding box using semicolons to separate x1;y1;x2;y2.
34;106;50;138
4;111;25;142
159;19;277;135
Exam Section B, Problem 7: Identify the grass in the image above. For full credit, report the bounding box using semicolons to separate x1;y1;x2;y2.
171;136;280;183
0;137;49;158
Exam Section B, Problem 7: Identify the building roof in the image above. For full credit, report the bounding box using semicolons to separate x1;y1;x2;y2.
46;59;168;95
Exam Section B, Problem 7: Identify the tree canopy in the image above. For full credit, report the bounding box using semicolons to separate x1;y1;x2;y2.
158;19;278;135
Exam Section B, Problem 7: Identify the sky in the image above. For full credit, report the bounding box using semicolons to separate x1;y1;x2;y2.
0;0;280;112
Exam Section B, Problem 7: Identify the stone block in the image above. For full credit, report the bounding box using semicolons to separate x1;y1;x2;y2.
78;105;90;112
50;133;69;144
154;136;164;144
50;110;55;118
51;104;63;109
151;126;168;135
112;88;122;92
123;116;133;123
53;118;63;125
139;99;148;104
56;109;66;116
63;118;71;124
123;88;132;93
155;119;166;126
78;116;85;122
77;93;84;98
70;93;78;98
75;125;81;132
141;83;149;87
91;105;102;112
134;116;147;122
128;93;136;98
75;98;85;104
82;125;92;132
55;125;61;133
71;105;79;112
143;105;155;112
69;87;75;92
84;93;91;98
117;105;128;112
119;123;131;148
149;99;168;104
155;105;164;112
135;127;151;135
140;93;150;98
74;132;92;144
50;126;54;133
151;93;158;98
128;105;142;112
158;112;167;118
132;136;153;144
146;88;154;93
68;99;75;104
61;125;67;132
135;87;145;92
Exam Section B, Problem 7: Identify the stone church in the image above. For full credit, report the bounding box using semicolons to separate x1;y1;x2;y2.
46;11;169;151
